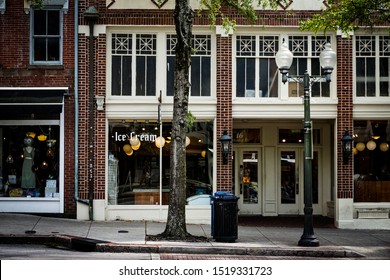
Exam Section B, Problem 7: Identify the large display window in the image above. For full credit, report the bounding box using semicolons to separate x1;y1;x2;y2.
108;120;213;205
354;120;390;202
0;125;60;198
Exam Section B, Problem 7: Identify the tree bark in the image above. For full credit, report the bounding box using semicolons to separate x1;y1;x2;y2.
161;0;193;239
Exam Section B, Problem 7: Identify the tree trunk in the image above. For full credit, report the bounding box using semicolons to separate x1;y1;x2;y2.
162;0;193;239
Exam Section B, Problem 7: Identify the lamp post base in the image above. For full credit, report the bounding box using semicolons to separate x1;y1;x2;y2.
298;235;320;247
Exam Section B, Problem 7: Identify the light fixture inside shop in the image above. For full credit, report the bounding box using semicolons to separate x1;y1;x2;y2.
367;140;376;151
155;136;165;148
380;142;389;152
356;142;365;152
123;144;133;156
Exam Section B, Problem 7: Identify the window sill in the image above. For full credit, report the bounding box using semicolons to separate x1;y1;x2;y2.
28;65;65;70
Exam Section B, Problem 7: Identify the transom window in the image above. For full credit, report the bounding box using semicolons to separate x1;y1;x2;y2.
355;35;390;97
31;8;62;65
111;33;157;96
166;34;211;97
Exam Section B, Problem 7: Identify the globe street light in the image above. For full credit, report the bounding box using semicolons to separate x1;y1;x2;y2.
275;41;336;247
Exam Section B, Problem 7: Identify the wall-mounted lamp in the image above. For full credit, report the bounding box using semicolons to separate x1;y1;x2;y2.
341;129;354;164
95;95;105;111
219;130;231;165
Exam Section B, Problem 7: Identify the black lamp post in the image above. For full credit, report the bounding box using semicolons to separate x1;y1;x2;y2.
219;130;232;165
341;129;354;164
276;41;336;247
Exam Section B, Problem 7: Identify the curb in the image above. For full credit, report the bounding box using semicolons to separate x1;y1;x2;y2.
96;243;363;258
0;234;364;258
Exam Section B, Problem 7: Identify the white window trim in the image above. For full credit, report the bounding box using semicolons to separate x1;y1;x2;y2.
232;32;338;104
353;34;390;104
106;27;216;104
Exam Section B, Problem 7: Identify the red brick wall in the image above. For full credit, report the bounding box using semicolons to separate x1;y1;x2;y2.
77;2;356;203
336;37;354;199
216;35;233;192
0;1;75;215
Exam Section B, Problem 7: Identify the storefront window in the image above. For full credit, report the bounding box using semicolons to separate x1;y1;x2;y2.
0;125;60;198
354;120;390;202
108;121;213;205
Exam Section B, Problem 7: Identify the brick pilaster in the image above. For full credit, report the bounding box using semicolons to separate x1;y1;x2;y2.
336;37;354;199
216;35;233;192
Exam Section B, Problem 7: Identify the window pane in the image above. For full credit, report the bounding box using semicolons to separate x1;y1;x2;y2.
34;10;46;35
167;56;175;96
146;57;156;96
136;56;146;96
47;38;60;61
236;58;246;97
191;57;201;96
269;59;278;97
380;57;390;97
366;58;376;97
122;56;132;96
356;58;366;96
354;120;390;202
201;57;211;96
34;38;46;61
111;56;122;96
246;59;255;97
108;121;214;205
259;58;269;97
47;11;60;35
0;125;60;198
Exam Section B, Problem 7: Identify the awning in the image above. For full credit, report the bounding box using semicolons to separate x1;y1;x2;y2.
0;88;67;115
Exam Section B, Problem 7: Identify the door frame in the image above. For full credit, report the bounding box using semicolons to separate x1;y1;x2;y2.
278;147;323;215
233;146;262;215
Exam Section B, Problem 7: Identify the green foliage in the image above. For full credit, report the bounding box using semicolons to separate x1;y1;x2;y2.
199;0;285;33
300;0;390;34
29;0;44;9
187;111;196;129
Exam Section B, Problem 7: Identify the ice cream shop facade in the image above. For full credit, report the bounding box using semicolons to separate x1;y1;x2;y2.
1;0;389;229
72;0;390;229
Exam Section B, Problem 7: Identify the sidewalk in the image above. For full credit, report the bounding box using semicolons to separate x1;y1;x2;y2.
0;213;389;259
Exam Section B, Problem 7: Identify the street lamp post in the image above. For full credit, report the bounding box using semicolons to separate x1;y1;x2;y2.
276;41;336;247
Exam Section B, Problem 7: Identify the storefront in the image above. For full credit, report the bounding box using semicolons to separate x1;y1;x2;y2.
353;120;390;218
0;88;66;213
104;119;214;222
232;120;333;217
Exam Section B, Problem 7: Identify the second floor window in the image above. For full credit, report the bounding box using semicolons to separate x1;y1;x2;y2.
31;9;62;65
355;35;390;98
287;35;331;98
236;35;279;98
167;34;211;97
111;34;157;96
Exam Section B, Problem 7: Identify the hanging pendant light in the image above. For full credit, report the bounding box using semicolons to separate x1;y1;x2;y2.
367;140;376;151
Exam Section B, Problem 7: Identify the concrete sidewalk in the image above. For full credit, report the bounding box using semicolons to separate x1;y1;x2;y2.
0;213;389;259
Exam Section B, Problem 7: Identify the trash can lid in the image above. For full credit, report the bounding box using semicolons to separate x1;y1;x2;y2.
213;191;237;199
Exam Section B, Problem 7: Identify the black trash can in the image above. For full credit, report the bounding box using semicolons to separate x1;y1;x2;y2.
210;191;239;242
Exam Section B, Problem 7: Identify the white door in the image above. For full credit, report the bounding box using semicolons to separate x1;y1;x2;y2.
278;149;321;215
233;149;262;214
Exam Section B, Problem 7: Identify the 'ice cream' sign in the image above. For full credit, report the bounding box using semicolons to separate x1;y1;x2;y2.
113;132;157;143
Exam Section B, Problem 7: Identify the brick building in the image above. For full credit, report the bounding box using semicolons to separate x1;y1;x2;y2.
0;0;75;215
1;1;389;229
